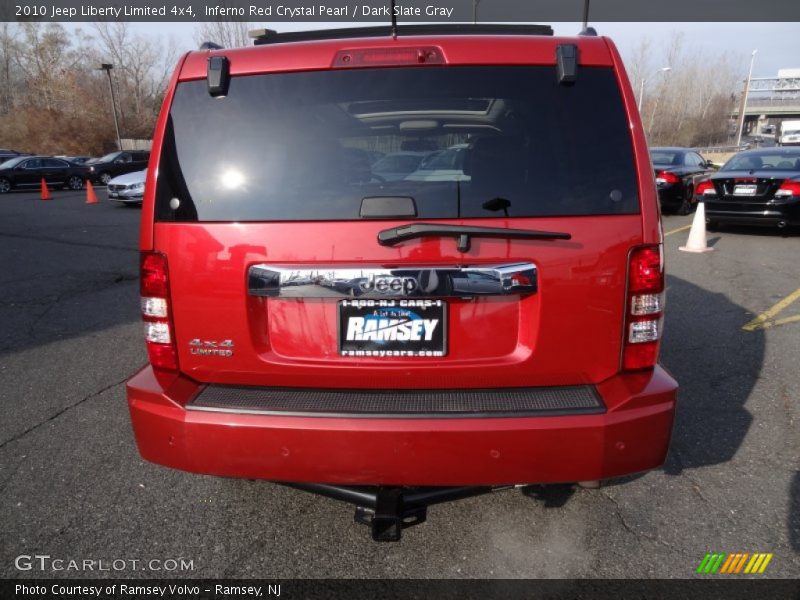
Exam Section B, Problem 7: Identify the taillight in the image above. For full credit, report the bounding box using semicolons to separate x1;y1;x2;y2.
775;180;800;198
655;170;680;185
624;246;664;371
333;47;444;68
140;252;177;371
695;180;717;197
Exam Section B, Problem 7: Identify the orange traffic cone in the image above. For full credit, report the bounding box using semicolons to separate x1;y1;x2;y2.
85;180;99;205
40;178;51;201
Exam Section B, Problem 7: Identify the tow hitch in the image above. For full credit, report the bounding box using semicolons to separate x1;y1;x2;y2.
281;483;507;541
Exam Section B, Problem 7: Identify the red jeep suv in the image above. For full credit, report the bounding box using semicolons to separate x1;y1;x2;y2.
127;25;677;541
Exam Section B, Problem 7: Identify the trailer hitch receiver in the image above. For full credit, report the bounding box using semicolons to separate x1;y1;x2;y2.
280;482;495;541
354;487;427;541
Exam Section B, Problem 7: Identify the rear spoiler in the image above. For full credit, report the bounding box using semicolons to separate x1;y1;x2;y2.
249;24;554;45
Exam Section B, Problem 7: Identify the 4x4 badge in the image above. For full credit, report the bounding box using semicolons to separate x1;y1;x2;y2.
189;339;234;357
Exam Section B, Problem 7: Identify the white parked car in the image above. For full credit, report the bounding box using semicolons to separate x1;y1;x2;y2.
107;169;146;204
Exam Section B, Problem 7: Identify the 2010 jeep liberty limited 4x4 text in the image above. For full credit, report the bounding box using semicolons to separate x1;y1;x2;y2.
127;24;677;541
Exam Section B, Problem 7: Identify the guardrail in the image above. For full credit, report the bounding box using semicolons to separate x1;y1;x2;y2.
747;97;800;106
693;144;749;154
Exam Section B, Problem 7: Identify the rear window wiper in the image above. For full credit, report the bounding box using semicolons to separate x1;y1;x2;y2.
377;223;571;252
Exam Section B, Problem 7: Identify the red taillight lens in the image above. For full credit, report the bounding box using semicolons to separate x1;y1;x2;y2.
624;245;664;371
333;47;444;68
775;180;800;198
695;180;716;197
141;252;168;297
623;343;659;371
146;343;177;371
140;251;177;371
655;170;680;185
628;246;663;294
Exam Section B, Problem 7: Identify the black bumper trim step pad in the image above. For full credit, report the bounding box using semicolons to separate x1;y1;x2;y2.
188;385;604;418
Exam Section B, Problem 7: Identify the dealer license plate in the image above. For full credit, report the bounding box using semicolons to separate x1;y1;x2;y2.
339;299;447;357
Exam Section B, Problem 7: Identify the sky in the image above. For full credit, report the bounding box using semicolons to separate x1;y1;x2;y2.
575;22;799;78
62;21;799;79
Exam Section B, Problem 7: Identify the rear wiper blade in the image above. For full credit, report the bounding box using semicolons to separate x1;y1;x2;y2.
377;223;571;252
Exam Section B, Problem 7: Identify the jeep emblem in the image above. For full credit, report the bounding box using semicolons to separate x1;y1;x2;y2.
360;274;418;295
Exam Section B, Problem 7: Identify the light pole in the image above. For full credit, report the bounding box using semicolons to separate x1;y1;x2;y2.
646;67;673;137
638;66;671;112
99;63;122;151
735;49;758;148
472;0;481;24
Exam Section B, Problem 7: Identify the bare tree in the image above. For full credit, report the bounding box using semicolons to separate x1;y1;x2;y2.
92;22;179;136
194;20;252;49
0;22;179;155
626;37;653;110
0;23;17;114
623;32;743;147
14;23;78;111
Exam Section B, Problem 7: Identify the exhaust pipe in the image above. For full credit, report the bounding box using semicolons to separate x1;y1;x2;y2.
777;221;788;229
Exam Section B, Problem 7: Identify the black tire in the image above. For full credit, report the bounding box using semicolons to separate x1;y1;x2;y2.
0;178;10;194
99;172;112;185
66;175;84;190
678;186;694;216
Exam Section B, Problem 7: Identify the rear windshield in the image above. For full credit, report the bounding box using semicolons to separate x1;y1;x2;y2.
0;156;25;168
721;152;800;171
157;65;639;222
650;151;680;166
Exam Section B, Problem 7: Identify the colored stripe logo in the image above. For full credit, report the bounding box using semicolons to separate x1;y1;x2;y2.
696;552;773;574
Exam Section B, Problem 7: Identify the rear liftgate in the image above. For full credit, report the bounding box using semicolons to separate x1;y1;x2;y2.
199;30;590;542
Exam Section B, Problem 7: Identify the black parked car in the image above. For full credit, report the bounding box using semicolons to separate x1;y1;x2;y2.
0;156;90;193
650;147;715;215
57;155;94;166
0;149;32;165
86;150;150;185
697;147;800;229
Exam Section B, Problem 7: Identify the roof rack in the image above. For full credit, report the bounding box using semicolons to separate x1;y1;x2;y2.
250;24;554;46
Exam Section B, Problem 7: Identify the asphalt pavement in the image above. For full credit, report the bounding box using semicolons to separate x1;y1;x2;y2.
1;189;798;579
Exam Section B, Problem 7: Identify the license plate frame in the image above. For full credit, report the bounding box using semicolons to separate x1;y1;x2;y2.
338;299;447;358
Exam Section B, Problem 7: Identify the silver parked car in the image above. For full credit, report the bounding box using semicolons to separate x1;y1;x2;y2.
107;169;146;205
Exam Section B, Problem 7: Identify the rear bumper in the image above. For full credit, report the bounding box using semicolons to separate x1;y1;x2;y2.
705;199;800;226
127;366;678;486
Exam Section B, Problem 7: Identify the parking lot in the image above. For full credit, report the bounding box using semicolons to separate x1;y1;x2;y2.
0;188;798;579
